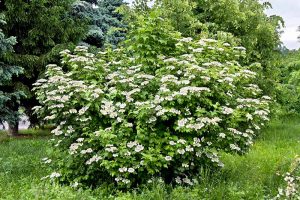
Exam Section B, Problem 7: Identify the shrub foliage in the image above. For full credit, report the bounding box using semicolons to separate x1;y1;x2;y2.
34;19;271;187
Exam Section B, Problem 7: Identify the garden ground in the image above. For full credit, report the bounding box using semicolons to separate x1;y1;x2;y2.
0;116;299;200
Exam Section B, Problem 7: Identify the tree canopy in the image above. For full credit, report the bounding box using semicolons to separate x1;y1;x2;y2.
0;0;87;131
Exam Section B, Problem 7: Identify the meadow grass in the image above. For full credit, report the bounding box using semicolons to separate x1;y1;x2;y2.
0;117;299;199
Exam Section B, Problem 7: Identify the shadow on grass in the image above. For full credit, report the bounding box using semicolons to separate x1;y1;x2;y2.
0;129;51;143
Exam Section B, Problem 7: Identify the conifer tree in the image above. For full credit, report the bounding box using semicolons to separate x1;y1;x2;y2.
72;0;126;48
0;0;87;134
0;15;24;136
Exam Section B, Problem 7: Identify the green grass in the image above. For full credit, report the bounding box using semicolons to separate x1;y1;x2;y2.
0;117;299;200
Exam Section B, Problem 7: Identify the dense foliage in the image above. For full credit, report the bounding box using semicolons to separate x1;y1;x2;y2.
0;15;24;134
34;10;271;188
275;50;300;115
135;0;282;97
193;0;283;95
0;0;87;132
72;0;126;48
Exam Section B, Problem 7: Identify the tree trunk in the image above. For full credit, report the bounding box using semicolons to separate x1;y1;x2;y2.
8;121;19;136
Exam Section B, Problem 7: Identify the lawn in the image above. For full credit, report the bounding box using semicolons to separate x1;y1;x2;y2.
0;117;299;200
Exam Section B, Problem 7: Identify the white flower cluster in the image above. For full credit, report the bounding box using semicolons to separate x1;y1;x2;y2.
274;157;300;199
86;155;102;165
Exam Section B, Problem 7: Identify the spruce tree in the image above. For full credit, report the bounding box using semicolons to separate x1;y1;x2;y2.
72;0;126;48
0;15;24;136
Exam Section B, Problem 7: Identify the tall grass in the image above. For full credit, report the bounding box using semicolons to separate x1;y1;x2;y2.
0;117;299;199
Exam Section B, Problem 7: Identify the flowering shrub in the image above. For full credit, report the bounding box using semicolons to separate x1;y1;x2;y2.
34;33;271;188
274;157;300;199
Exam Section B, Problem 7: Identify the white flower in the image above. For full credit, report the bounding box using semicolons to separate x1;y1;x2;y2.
222;107;234;115
128;168;135;173
119;103;126;109
77;138;84;142
178;119;188;127
177;149;185;155
135;145;144;152
185;146;194;152
253;124;260;130
50;172;61;179
202;38;217;43
125;123;133;128
78;106;89;115
219;133;226;138
169;141;176;146
179;37;193;43
86;155;102;165
262;95;271;100
246;113;253;120
122;179;130;184
175;177;182;184
165;156;172;161
229;144;241;151
246;129;254;134
177;139;186;144
91;93;99;98
80;148;93;155
71;182;79;188
69;143;83;154
105;146;117;152
127;141;137;148
234;46;246;51
183;177;193;185
193;48;204;53
182;163;189;168
119;167;128;173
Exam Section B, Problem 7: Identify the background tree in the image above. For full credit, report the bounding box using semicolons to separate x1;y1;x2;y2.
0;14;24;136
156;0;202;37
276;49;300;115
192;0;283;95
0;0;87;134
131;0;283;97
71;0;126;48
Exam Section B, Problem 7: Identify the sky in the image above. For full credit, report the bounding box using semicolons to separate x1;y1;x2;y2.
265;0;300;50
124;0;300;50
